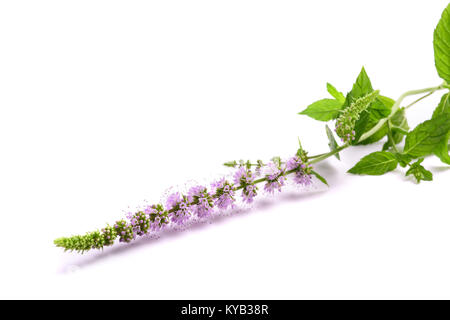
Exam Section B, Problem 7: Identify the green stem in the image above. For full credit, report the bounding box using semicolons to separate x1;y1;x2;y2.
257;85;446;174
358;83;447;143
308;153;327;159
234;168;297;191
390;126;409;135
234;142;349;192
404;91;435;110
309;143;349;164
386;120;399;153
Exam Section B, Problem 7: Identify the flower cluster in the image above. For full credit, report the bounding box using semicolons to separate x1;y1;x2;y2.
89;230;105;250
101;225;117;247
145;204;169;232
188;185;215;218
211;178;235;209
233;167;258;203
130;211;151;236
114;219;135;243
264;161;286;194
166;192;191;225
286;155;312;186
335;90;379;143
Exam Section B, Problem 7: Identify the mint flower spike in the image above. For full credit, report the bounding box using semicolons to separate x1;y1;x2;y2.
54;151;317;253
335;90;380;143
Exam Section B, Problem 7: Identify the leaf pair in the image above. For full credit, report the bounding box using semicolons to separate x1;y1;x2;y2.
405;159;433;182
299;68;376;123
300;67;396;146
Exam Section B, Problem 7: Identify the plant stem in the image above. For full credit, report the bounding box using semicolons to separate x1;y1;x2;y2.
307;84;447;164
234;143;349;192
404;91;435;110
390;126;409;135
234;168;297;191
308;153;327;159
386;120;399;153
358;83;447;143
309;143;349;164
226;85;449;199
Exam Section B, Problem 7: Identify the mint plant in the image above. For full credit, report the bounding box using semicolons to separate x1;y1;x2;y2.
55;4;450;253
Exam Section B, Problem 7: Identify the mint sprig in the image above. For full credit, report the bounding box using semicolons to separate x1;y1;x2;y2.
55;3;450;254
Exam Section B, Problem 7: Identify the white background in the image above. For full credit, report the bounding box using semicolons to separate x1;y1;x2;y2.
1;0;449;299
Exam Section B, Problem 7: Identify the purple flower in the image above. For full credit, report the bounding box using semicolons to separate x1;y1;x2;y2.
165;192;191;225
144;204;168;232
286;155;312;186
234;167;258;203
242;185;257;203
188;185;214;218
114;220;135;243
101;226;116;246
293;171;312;186
286;156;306;171
211;178;235;209
129;211;150;236
263;162;285;194
233;167;250;185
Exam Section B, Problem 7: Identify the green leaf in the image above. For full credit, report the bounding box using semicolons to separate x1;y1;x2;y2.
432;92;450;118
296;137;304;157
433;3;450;83
299;99;343;121
406;158;433;183
374;95;394;115
355;95;393;144
340;67;372;109
349;66;373;99
325;124;340;160
434;130;450;164
348;151;398;175
311;170;329;186
297;137;304;152
326;83;345;103
403;113;450;158
429;93;450;164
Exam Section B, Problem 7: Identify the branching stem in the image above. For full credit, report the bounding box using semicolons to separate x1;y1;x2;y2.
358;84;447;143
307;83;448;161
